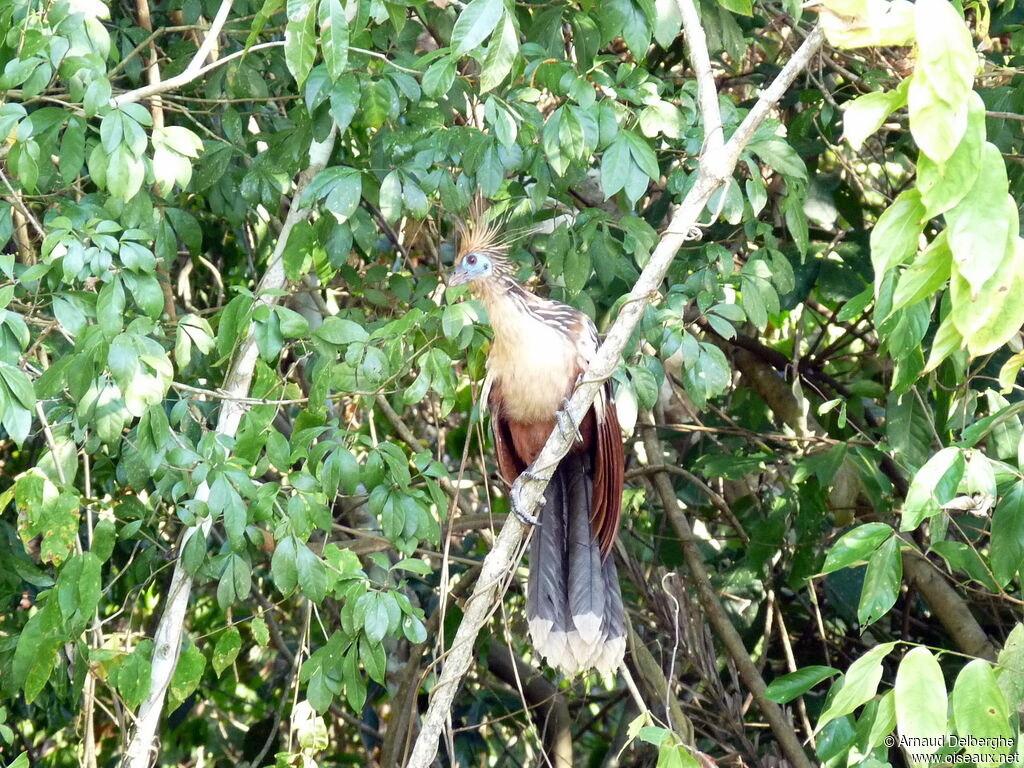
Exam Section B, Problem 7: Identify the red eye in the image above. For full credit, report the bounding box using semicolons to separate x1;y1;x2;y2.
466;254;478;266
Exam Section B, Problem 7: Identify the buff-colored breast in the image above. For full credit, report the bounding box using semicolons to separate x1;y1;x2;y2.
482;292;579;423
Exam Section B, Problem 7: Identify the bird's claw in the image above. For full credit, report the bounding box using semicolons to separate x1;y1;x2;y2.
556;398;583;443
511;498;541;526
511;473;544;526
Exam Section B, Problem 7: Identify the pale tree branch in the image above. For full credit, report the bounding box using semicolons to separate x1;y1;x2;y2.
676;0;724;157
404;23;826;768
133;0;163;130
112;0;236;108
120;125;338;768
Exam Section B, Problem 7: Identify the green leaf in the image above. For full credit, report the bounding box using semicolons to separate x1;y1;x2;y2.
996;624;1024;716
870;189;925;295
544;107;584;177
251;617;270;646
315;316;368;345
283;220;315;281
451;0;503;56
329;73;360;131
379;170;402;222
563;239;591;295
168;644;206;710
857;534;901;626
83;78;111;117
319;0;349;80
0;363;35;410
817;642;896;731
907;0;977;163
923;313;964;373
945;143;1012;295
748;138;807;180
276;305;310;338
100;112;123;154
623;129;659;180
612;0;652;55
601;133;630;198
821;523;893;574
890;231;951;316
106;145;145;201
363;593;389;642
324;171;362;222
718;0;752;16
917;91;984;217
990;482;1024;587
60;117;86;184
288;0;315;22
902;447;964;531
286;11;317;86
765;666;840;703
638;100;684;139
842;81;908;151
952;660;1013;757
12;601;64;703
359;636;386;684
272;535;300;594
894;647;948;753
112;641;153;709
422;56;457;99
480;13;518;93
949;231;1024;357
297;543;327;601
16;471;81;565
402;615;427;643
212;628;242;677
217;553;251;609
391;557;432;575
652;0;682;47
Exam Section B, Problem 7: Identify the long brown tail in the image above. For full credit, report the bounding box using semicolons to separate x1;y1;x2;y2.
526;453;625;675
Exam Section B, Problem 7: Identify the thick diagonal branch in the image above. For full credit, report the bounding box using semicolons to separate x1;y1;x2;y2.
405;24;825;768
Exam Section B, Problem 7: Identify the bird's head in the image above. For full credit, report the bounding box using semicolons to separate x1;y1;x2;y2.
448;196;518;291
448;251;495;286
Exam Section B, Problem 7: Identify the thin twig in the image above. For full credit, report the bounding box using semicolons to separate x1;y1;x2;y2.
350;46;422;75
0;166;45;240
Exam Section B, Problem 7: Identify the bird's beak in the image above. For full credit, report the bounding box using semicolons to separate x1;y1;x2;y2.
448;265;471;287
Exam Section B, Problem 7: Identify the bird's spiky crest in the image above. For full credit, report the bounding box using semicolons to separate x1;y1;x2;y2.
455;195;513;275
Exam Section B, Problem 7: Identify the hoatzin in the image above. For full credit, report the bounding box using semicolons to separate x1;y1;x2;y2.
448;213;626;676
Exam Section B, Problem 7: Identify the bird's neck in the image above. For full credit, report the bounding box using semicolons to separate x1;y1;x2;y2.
471;276;534;340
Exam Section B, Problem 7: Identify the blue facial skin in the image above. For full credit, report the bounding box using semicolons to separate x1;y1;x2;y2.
448;252;493;286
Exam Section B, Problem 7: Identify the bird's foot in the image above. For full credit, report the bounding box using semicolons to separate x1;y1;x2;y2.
521;467;548;483
511;498;541;526
556;398;583;443
510;478;542;526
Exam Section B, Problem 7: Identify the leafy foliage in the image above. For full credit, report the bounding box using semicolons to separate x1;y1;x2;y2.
2;0;1024;765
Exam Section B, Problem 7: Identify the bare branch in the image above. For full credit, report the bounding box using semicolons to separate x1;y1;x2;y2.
677;0;724;157
404;24;826;768
112;0;244;108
